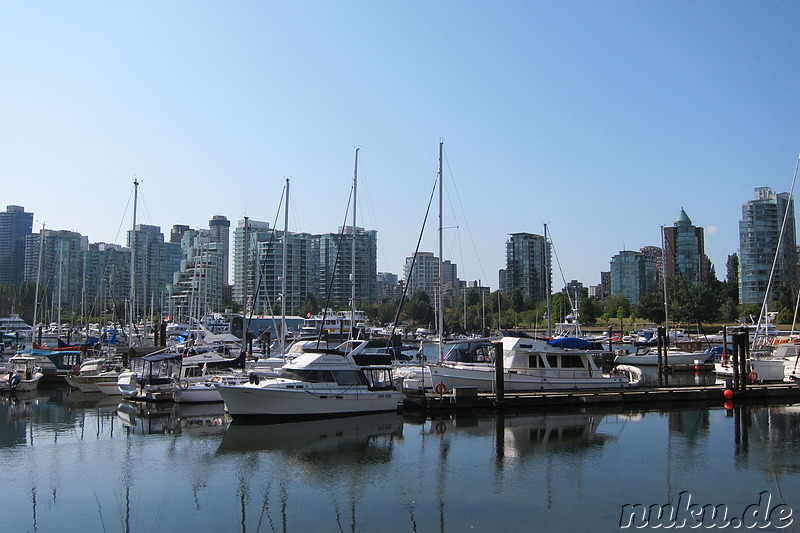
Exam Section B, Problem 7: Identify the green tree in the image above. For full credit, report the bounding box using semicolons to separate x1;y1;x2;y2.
404;289;434;325
634;291;665;323
604;294;630;319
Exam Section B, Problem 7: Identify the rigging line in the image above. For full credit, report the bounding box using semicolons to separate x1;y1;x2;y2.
248;185;287;332
355;157;389;271
442;148;489;284
547;228;577;311
390;177;438;337
316;184;354;344
135;182;154;227
113;182;136;244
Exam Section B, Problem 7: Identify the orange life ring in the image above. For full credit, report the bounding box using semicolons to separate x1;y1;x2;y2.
434;382;447;395
748;371;758;383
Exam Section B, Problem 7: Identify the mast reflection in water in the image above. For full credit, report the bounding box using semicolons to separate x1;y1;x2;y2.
2;386;800;532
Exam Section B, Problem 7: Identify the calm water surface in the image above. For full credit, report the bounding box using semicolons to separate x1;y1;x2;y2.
3;385;800;532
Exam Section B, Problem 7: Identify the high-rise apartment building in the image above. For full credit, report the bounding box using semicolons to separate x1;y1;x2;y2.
609;249;660;304
0;205;33;285
168;229;226;321
317;227;377;309
252;229;312;316
504;232;550;303
739;187;798;304
84;243;131;321
24;229;89;318
403;252;439;302
127;224;181;318
232;218;272;309
663;208;709;284
209;215;231;285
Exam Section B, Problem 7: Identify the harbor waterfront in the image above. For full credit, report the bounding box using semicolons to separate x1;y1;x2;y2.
3;385;800;532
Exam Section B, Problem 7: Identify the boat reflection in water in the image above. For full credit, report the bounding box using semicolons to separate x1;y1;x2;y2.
116;399;229;436
4;386;800;532
219;412;404;456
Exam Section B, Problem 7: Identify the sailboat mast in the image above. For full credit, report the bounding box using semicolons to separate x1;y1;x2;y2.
437;140;444;361
545;223;552;337
281;178;289;353
32;223;45;343
242;216;249;355
351;148;359;339
127;178;138;349
661;225;669;352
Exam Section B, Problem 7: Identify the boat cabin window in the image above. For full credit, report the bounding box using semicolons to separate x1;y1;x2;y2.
284;369;369;386
362;368;395;391
546;355;559;368
528;354;542;368
561;355;585;369
182;366;202;378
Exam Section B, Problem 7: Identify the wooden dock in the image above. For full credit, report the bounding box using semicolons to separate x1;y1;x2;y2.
403;382;800;412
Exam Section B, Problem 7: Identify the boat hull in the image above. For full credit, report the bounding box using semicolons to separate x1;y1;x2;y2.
173;383;223;403
429;364;633;393
0;373;42;392
217;383;403;420
715;358;786;382
613;352;709;366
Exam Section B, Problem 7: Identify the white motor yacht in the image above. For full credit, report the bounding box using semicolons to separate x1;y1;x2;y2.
428;332;642;393
216;339;404;420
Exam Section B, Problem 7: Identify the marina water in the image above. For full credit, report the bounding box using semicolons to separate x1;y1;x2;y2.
3;385;800;532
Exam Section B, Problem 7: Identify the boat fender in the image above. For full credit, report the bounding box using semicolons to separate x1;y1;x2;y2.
178;379;189;391
249;372;260;385
9;373;21;389
748;371;758;383
434;382;447;395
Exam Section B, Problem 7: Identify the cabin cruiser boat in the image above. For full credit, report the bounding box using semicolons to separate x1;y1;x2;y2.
426;332;642;393
65;357;123;393
118;348;246;401
0;356;44;392
613;345;711;366
216;339;404;420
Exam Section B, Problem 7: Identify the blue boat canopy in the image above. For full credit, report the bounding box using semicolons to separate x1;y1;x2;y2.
547;337;592;349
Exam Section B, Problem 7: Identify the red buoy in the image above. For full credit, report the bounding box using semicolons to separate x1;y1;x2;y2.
723;389;734;399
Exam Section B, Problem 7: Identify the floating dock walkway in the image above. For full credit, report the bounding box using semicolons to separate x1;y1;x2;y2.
403;382;800;412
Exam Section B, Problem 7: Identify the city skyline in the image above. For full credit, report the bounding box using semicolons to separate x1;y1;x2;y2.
3;3;800;287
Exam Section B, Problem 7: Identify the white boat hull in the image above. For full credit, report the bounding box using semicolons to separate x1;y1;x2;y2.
95;380;124;396
613;352;709;366
173;382;223;403
715;358;786;382
429;364;634;393
217;383;403;419
0;373;42;392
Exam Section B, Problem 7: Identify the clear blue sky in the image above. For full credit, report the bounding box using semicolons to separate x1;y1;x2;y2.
3;1;800;290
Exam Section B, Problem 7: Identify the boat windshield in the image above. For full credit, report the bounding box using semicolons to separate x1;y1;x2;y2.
282;369;369;386
443;342;494;363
